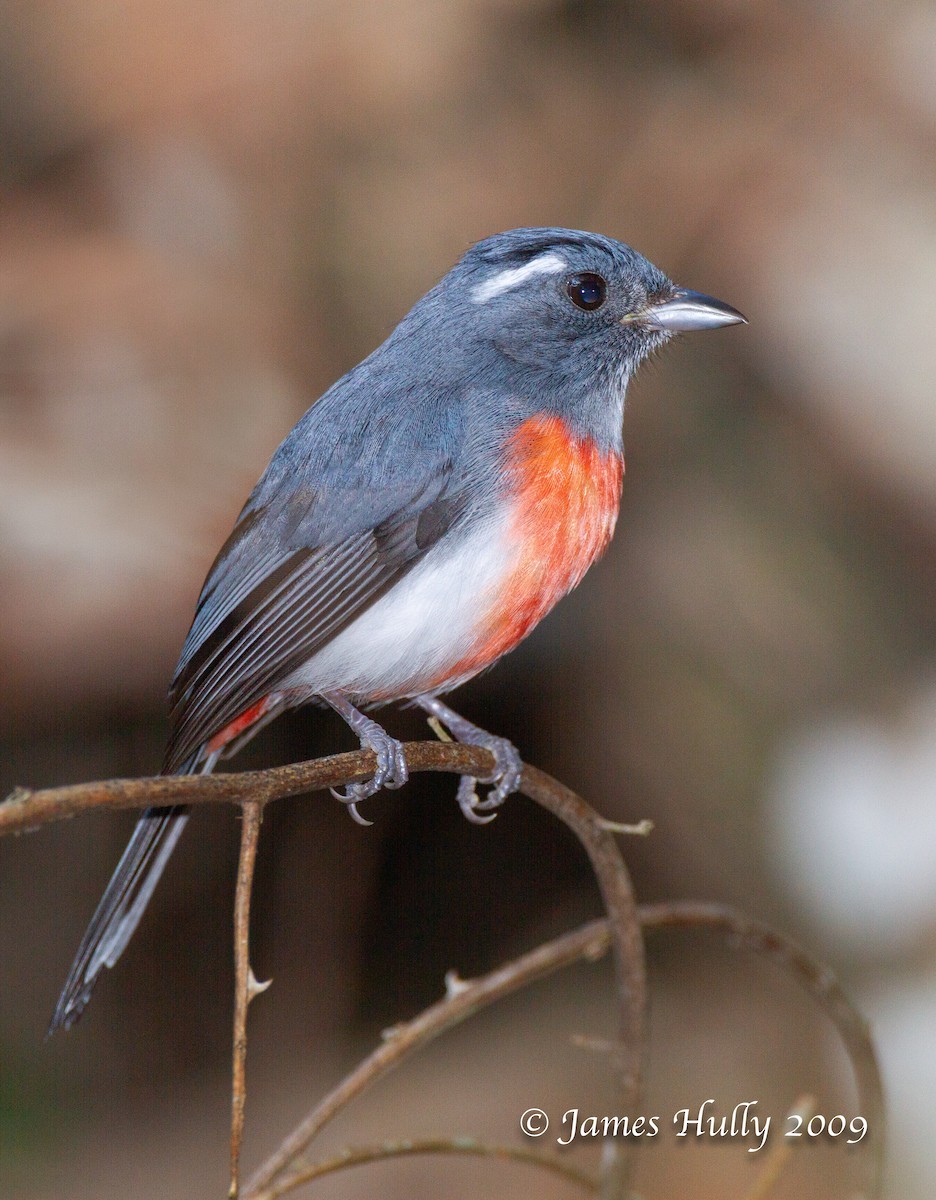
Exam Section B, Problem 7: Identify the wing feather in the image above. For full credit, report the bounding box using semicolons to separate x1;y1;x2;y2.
163;485;469;772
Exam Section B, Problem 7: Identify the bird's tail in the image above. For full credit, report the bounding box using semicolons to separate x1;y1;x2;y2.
47;752;206;1035
48;691;288;1035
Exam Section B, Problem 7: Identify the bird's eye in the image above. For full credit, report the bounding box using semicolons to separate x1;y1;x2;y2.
566;272;607;311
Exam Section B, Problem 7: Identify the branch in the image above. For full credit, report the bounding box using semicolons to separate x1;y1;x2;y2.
742;1095;816;1200
243;921;615;1198
4;744;646;1199
246;903;883;1200
639;901;884;1200
0;742;497;835
230;800;266;1198
5;755;881;1199
255;1137;597;1199
518;767;644;1200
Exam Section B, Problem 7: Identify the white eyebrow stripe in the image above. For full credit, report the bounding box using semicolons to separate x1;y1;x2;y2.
471;251;567;303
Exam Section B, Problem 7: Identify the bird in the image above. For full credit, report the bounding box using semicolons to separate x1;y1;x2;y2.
49;227;745;1033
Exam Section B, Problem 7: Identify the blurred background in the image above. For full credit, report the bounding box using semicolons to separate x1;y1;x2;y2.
2;2;935;1197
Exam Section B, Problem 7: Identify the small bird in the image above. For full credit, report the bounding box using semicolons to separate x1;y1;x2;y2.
49;227;744;1033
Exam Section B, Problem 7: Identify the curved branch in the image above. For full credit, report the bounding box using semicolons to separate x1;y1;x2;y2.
257;1137;597;1199
4;744;646;1200
515;767;643;1200
243;921;614;1197
639;902;884;1200
247;905;883;1200
5;754;881;1199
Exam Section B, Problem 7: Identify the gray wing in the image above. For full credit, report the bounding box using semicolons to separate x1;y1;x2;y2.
163;472;469;772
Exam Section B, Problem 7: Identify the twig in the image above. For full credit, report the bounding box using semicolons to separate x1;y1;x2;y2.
741;1094;816;1200
0;743;496;835
4;747;645;1200
230;800;265;1198
255;1137;597;1199
243;920;613;1198
638;902;885;1200
248;905;883;1200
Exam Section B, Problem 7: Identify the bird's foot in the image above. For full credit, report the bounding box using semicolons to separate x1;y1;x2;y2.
322;693;409;825
416;695;522;825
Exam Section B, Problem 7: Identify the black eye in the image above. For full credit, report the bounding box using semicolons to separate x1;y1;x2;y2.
566;272;607;311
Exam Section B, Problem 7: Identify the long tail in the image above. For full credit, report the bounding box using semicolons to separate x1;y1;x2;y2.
48;691;296;1036
48;692;289;1034
48;742;214;1035
48;802;191;1034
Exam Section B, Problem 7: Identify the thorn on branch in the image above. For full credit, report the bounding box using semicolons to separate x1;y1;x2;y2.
444;969;471;998
247;968;272;1002
570;1033;616;1056
426;716;452;742
596;817;654;836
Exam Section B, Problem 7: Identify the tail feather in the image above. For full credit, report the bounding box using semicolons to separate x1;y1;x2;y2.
49;692;278;1035
48;805;190;1034
48;745;210;1035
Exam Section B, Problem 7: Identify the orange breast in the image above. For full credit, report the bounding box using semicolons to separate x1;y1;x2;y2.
443;414;623;682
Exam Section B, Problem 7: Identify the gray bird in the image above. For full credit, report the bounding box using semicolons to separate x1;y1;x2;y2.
50;227;745;1033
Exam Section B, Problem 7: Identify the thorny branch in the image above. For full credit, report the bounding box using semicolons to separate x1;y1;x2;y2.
244;916;616;1197
0;742;500;836
2;746;884;1200
247;905;883;1200
251;1137;597;1197
4;744;644;1196
230;800;265;1198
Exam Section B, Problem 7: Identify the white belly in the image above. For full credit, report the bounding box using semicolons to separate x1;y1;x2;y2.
282;511;514;701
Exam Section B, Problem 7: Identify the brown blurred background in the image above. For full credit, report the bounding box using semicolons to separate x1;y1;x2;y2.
2;2;936;1197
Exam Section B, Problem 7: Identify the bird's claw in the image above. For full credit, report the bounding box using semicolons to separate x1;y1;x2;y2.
451;732;522;823
330;726;409;823
471;736;523;809
456;775;498;825
417;695;524;823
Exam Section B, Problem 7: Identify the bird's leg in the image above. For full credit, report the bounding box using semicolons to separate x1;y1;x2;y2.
414;694;523;825
322;692;408;825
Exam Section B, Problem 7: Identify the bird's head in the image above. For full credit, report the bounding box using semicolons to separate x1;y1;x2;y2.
456;228;744;383
378;227;745;451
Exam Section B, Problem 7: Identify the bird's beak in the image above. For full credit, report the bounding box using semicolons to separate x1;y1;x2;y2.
640;287;747;332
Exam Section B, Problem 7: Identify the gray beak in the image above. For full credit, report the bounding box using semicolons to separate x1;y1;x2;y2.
642;287;747;332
